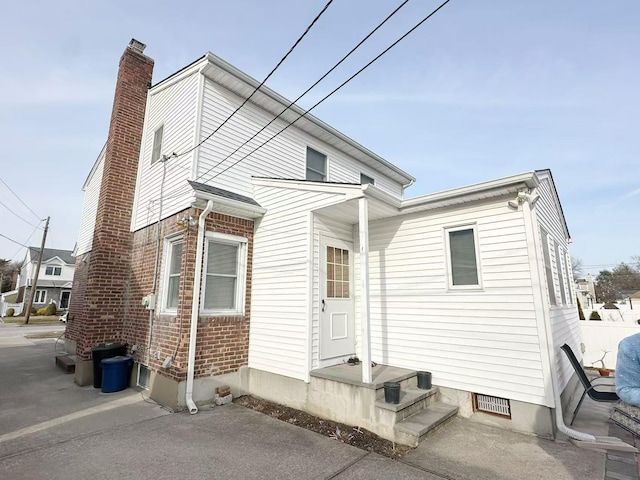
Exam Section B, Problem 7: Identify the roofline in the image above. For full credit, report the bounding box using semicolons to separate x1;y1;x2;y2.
151;54;207;89
534;169;571;241
82;143;106;190
201;52;415;186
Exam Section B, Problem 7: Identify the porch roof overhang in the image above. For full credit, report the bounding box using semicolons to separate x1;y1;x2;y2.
310;171;540;223
189;181;266;220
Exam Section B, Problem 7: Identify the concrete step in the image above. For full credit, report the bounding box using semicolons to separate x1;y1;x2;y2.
55;354;75;374
394;402;458;443
376;387;438;422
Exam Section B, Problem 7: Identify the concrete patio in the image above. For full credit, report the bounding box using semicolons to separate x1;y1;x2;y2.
0;331;637;480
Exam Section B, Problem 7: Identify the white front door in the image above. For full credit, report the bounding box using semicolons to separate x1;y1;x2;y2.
320;237;355;360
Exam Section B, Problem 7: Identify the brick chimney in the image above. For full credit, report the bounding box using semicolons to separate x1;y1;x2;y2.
71;40;154;384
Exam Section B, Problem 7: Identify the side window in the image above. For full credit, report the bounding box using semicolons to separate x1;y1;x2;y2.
306;147;326;181
34;290;46;303
360;173;375;185
540;228;557;306
202;233;247;315
564;252;573;304
554;243;567;305
151;125;164;164
162;237;183;311
446;225;481;288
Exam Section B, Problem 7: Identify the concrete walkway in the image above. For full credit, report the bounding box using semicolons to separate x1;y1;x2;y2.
0;338;635;479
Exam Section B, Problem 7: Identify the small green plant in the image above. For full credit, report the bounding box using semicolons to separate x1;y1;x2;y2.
577;302;585;320
5;308;14;317
589;310;602;320
36;307;48;316
45;302;57;316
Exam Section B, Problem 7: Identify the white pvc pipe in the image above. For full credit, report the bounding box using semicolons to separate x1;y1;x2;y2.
522;198;595;442
185;200;214;414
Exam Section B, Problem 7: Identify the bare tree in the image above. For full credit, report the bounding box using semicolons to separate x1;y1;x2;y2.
571;257;584;279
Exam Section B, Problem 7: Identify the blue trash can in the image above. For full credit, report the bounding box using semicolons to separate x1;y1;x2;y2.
101;356;133;393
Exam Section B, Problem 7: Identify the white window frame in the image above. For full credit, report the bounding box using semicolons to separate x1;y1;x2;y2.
34;290;46;303
540;227;557;307
201;232;248;316
45;266;62;276
444;224;482;290
151;124;164;164
160;235;183;313
306;146;327;181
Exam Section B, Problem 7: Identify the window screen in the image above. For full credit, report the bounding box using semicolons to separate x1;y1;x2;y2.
449;228;479;286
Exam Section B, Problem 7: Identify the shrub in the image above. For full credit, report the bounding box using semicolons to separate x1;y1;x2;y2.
589;310;602;320
577;302;585;320
36;307;48;316
6;308;14;317
45;302;57;316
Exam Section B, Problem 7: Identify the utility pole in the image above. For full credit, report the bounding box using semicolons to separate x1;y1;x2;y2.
24;216;49;325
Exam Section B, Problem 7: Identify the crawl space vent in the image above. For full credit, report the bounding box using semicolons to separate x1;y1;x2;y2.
474;393;511;418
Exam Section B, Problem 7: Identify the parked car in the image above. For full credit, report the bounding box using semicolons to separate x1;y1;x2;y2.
59;312;68;323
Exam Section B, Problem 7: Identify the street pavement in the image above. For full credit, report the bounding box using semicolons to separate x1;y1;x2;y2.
0;330;620;480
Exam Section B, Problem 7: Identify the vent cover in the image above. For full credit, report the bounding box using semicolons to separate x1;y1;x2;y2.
138;364;150;390
474;393;511;418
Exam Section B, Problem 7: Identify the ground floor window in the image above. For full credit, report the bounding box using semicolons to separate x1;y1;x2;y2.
202;232;247;315
162;236;183;312
34;290;46;303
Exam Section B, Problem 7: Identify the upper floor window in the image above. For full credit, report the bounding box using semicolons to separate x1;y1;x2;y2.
202;233;247;315
360;173;375;185
45;266;62;276
540;227;557;306
162;237;183;311
151;124;164;164
306;147;326;181
446;225;481;288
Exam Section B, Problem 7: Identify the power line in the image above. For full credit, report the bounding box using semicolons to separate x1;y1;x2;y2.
189;0;412;187
0;232;30;249
204;0;453;184
0;199;42;229
0;178;41;221
9;223;42;261
173;0;335;160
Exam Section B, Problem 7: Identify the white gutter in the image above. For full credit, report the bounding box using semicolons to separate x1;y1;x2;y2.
522;197;595;442
185;199;214;414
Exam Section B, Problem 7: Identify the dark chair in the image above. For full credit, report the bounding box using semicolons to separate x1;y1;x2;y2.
560;343;619;425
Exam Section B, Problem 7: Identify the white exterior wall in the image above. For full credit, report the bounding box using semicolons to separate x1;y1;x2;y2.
534;175;580;393
131;72;200;231
76;154;104;256
197;79;403;199
364;199;550;406
250;184;353;381
39;262;75;284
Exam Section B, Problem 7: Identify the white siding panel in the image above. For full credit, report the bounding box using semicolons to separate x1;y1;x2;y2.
534;174;581;393
132;72;200;231
197;79;404;199
75;154;104;255
250;185;349;380
360;198;548;405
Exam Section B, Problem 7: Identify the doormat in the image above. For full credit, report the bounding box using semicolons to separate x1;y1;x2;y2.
610;401;640;437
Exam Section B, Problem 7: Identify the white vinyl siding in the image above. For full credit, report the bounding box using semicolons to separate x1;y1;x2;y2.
131;72;200;231
363;200;548;406
196;78;404;199
534;173;581;393
75;152;104;255
250;184;350;380
202;233;247;315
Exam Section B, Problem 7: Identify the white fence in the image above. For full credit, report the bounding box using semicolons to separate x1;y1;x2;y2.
0;301;23;317
579;321;640;370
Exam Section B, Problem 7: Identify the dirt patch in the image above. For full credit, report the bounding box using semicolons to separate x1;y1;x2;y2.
2;316;61;326
234;395;413;459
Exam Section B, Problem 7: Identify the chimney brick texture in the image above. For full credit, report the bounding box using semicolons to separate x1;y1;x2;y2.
70;43;154;361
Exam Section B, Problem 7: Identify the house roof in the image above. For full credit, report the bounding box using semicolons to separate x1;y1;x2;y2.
630;291;640;299
188;181;261;206
150;53;416;188
27;247;74;265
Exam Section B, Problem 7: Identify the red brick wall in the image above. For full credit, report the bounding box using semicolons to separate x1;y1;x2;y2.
123;207;254;383
70;42;154;361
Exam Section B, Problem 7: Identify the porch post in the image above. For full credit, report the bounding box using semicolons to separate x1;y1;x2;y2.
359;196;372;384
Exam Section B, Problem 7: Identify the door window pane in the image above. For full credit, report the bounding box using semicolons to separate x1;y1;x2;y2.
326;246;350;298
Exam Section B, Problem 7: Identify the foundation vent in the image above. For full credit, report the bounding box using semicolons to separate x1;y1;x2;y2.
473;393;511;418
138;364;150;389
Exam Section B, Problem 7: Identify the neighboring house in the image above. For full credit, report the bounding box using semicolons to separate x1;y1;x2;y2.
0;289;20;317
16;247;74;314
67;40;580;444
575;274;596;309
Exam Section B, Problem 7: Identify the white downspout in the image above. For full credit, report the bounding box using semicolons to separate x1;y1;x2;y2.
185;199;214;415
522;198;595;442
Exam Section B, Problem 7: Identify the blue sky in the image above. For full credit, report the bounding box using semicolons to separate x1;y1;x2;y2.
0;0;638;275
